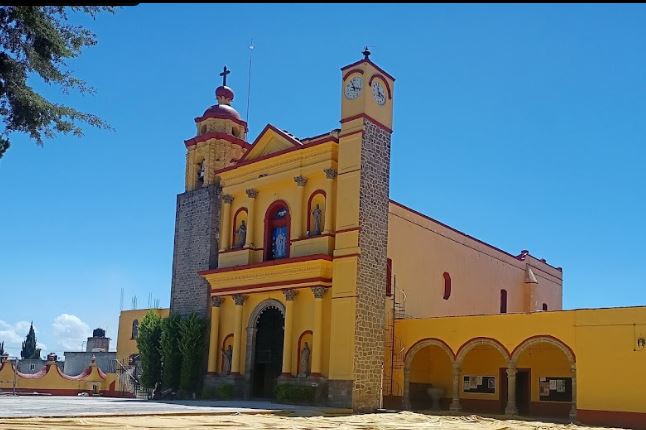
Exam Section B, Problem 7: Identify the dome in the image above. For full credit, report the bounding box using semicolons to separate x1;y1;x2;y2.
216;85;234;101
201;103;241;121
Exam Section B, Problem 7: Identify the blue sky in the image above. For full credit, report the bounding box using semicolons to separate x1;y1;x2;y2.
1;4;645;358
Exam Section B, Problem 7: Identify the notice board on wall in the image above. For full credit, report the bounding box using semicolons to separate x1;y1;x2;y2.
539;377;572;402
463;375;496;393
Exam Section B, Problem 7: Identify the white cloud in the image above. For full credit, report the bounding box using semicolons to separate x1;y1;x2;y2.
0;320;43;357
52;314;91;351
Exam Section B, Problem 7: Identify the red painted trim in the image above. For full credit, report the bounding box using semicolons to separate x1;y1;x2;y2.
404;337;456;362
340;113;392;133
341;58;396;82
443;272;451;300
510;334;576;361
194;112;249;130
577;409;646;430
297;330;313;376
301;131;333;142
237;124;302;164
200;253;332;275
369;73;393;99
231;207;248;249
334;253;360;259
302;135;339;147
221;333;234;374
212;278;332;294
336;226;360;234
455;336;511;360
306;190;327;234
184;131;251;149
264;200;291;261
291;233;335;242
342;68;365;81
389;199;562;272
386;258;393;297
500;289;508;314
338;129;363;139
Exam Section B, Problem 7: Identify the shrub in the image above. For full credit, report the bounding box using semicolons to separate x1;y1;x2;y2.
178;313;206;395
275;383;315;404
136;310;162;389
160;314;182;390
201;383;233;400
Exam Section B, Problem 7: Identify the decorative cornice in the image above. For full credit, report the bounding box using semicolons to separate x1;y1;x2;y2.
222;194;234;204
233;294;247;306
211;296;224;307
245;188;258;199
324;168;337;180
283;289;298;301
311;286;327;299
294;175;308;187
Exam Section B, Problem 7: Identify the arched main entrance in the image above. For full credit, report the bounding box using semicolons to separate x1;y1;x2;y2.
250;305;285;398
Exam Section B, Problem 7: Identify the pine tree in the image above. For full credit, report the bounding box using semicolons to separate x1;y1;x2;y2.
136;310;162;389
0;341;5;357
20;322;41;359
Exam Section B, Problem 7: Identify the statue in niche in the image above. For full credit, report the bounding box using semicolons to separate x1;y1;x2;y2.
299;342;311;378
311;204;322;236
235;220;247;248
197;160;205;183
221;344;233;375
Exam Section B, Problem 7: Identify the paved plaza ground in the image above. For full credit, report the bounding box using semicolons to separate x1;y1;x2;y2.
0;396;626;429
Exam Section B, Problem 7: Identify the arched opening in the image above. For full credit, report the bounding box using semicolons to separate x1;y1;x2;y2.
297;330;313;377
443;272;451;300
131;320;139;339
511;336;576;419
500;289;508;313
407;343;454;410
232;208;248;249
307;190;326;237
264;201;290;261
542;303;548;311
196;159;205;187
456;338;510;415
252;307;285;398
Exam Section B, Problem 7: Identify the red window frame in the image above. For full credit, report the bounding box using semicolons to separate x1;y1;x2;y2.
443;272;451;300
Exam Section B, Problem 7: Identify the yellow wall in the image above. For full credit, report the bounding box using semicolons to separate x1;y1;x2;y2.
116;308;169;363
388;201;563;318
394;306;646;415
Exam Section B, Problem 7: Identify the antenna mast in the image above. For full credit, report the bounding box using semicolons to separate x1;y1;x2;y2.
246;39;254;125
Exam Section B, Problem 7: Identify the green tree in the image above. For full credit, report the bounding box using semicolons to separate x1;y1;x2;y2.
178;313;206;396
0;340;5;357
20;322;40;359
160;314;182;390
136;310;162;389
0;6;116;159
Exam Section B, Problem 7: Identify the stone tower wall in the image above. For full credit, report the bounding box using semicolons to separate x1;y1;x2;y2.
352;118;391;411
169;184;220;318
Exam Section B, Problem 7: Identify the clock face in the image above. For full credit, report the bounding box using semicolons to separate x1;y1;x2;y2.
372;80;386;105
344;76;363;100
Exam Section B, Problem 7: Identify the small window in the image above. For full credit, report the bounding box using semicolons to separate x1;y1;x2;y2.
30;363;36;371
500;290;508;314
542;303;548;311
443;272;451;300
386;258;393;297
132;319;139;339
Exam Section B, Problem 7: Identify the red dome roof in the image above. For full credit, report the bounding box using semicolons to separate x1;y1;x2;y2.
216;85;234;101
200;103;241;121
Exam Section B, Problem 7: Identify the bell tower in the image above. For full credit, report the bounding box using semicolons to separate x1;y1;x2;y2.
170;67;250;318
328;48;395;411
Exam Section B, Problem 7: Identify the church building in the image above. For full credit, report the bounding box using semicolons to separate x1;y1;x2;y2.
117;50;645;428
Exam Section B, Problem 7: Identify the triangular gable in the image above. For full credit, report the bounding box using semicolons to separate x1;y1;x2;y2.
238;124;302;163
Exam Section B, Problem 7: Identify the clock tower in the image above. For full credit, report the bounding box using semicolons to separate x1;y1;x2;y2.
328;48;395;411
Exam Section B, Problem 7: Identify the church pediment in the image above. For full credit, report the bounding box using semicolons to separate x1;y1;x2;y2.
238;124;302;162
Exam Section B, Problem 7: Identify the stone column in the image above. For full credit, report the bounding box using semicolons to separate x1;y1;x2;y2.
323;168;337;234
219;195;234;252
569;364;577;421
505;363;518;415
403;366;412;410
208;296;224;373
281;289;298;375
293;176;307;239
231;294;247;374
311;286;327;376
244;189;257;248
449;363;462;411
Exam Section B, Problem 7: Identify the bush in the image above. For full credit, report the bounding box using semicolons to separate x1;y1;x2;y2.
178;313;206;394
136;310;162;389
160;314;182;390
275;383;315;404
201;383;233;400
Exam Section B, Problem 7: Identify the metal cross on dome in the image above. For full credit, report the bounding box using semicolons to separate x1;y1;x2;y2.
219;65;230;86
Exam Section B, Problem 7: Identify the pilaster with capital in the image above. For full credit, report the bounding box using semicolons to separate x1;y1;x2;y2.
231;294;247;374
207;296;224;373
323;168;337;234
220;194;234;252
505;363;518;415
281;289;298;375
449;362;462;411
311;287;327;375
293;175;308;239
244;189;257;248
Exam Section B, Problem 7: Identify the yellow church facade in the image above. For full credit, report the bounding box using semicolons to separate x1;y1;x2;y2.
114;51;646;429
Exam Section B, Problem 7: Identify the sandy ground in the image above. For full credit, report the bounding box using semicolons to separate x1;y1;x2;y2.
0;412;627;430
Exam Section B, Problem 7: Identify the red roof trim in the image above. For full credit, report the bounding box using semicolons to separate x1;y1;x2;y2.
194;112;248;130
389;199;560;271
341;58;396;82
340;113;392;133
200;253;332;276
342;68;365;81
235;124;302;165
184;132;251;150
